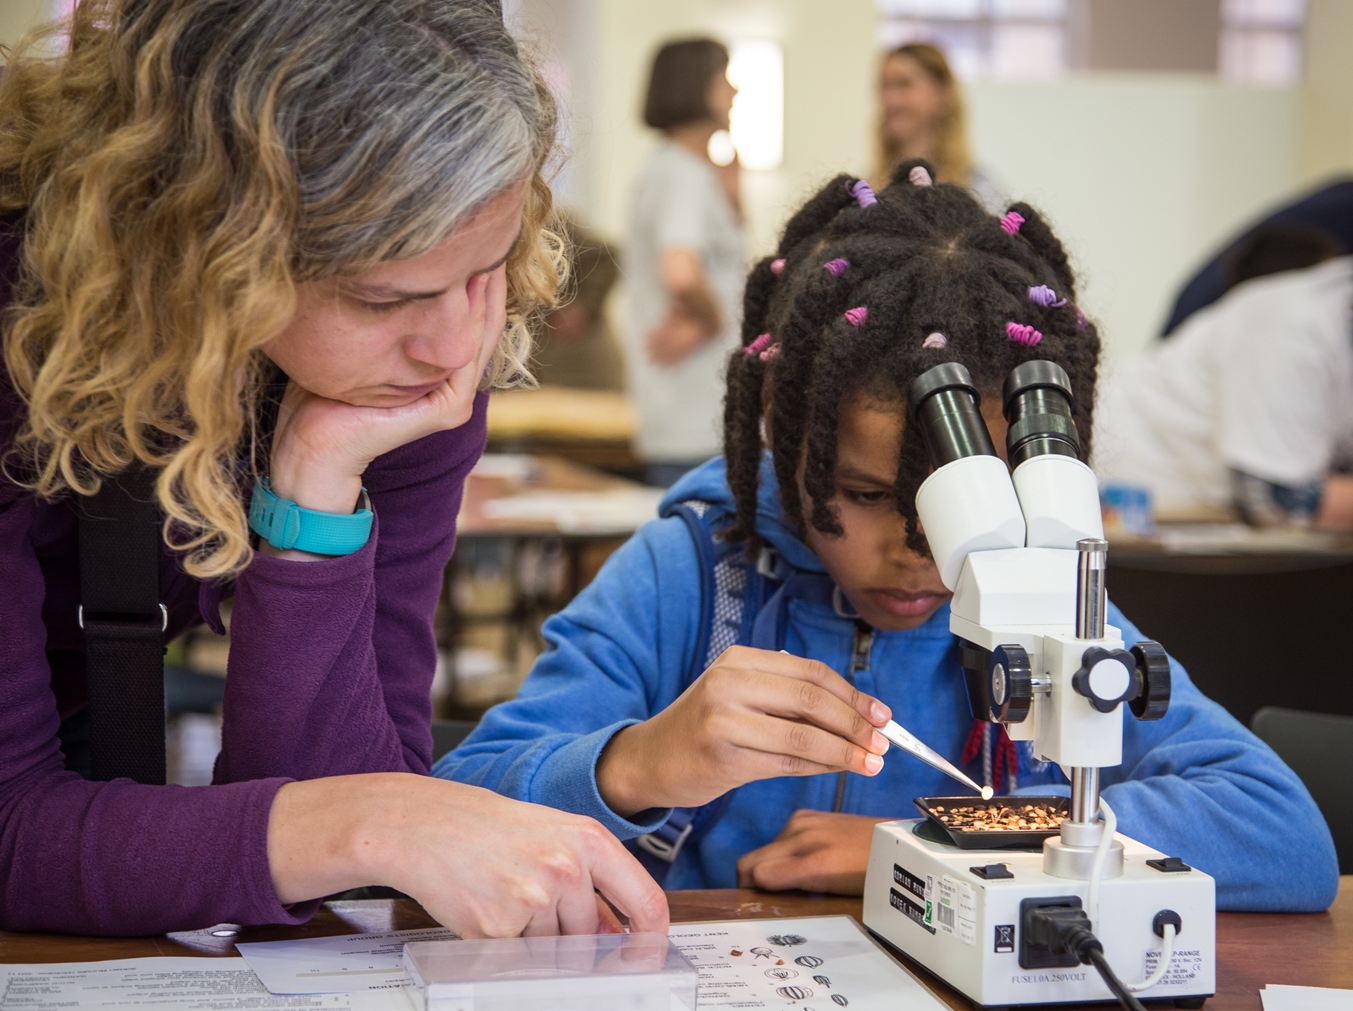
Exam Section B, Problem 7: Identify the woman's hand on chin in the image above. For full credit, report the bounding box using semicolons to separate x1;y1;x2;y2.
262;267;505;543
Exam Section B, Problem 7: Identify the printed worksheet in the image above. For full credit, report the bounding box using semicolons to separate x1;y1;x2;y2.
0;956;410;1010
670;915;949;1010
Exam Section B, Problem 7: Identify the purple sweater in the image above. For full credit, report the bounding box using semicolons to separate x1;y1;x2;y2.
0;218;487;935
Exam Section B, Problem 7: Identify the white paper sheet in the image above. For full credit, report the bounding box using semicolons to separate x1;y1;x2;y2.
1261;984;1353;1011
0;956;410;1010
237;928;457;994
669;914;949;1010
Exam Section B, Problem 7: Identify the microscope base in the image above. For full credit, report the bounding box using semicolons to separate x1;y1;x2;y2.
862;820;1216;1008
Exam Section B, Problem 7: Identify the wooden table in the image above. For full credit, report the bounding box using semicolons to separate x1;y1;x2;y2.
486;387;638;470
3;882;1348;1009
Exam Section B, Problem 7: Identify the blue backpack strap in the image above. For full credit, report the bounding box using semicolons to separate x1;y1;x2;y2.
631;500;770;885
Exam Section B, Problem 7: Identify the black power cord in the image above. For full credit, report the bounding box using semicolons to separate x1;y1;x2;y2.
1024;906;1147;1011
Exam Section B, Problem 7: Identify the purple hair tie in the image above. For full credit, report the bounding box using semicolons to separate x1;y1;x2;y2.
769;258;786;275
844;306;868;327
743;333;773;357
1006;322;1042;347
1075;306;1089;330
848;179;878;209
922;332;947;349
759;342;782;362
908;166;932;187
999;211;1025;235
1028;284;1066;307
823;258;850;277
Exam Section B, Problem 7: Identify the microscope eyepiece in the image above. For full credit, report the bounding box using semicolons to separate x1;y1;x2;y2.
908;362;998;469
1002;360;1082;467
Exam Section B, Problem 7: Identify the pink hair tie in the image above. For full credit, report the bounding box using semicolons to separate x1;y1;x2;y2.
1006;322;1042;347
759;342;782;362
844;306;868;327
1028;284;1066;307
769;258;786;275
743;333;773;357
908;165;932;187
1075;306;1089;330
999;211;1025;235
922;332;947;349
848;179;877;209
823;258;850;277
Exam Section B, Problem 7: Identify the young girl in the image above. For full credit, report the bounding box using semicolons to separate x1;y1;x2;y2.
436;163;1339;912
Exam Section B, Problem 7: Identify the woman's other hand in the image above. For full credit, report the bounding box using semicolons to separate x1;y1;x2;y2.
646;248;720;367
737;809;891;895
267;773;669;938
595;646;891;817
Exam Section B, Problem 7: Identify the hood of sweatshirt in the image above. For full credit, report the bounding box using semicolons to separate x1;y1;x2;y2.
659;454;827;575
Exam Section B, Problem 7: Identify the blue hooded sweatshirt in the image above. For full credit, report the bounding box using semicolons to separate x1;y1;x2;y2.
435;457;1339;911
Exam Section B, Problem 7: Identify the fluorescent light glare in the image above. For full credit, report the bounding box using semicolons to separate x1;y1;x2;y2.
728;40;783;171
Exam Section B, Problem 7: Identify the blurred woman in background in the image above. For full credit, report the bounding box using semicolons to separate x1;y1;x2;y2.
873;42;1005;213
626;38;744;487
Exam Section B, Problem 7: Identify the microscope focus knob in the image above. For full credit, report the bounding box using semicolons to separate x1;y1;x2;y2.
1072;647;1139;714
1129;641;1171;721
988;644;1033;723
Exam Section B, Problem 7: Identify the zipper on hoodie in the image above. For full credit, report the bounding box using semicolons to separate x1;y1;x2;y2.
833;622;875;813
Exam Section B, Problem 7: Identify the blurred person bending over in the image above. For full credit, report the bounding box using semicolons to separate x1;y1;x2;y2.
626;39;744;487
873;42;1005;214
532;214;624;390
1093;256;1353;529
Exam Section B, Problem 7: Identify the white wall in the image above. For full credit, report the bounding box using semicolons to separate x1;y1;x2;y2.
966;77;1299;362
0;0;53;54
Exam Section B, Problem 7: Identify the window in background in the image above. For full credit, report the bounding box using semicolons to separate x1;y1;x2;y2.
1220;0;1305;85
876;0;1068;80
878;0;1307;84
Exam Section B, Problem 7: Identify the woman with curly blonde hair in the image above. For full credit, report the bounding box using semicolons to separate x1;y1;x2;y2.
0;0;666;937
872;42;1005;213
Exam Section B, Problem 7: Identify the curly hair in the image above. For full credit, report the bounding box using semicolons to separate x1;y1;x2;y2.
722;159;1101;557
0;0;563;578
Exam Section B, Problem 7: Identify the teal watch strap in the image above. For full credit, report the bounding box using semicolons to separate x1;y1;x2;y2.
248;477;374;556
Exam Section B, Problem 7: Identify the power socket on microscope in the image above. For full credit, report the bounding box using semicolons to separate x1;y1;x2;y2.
1019;896;1089;969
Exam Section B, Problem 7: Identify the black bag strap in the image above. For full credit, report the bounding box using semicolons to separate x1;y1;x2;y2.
78;461;167;785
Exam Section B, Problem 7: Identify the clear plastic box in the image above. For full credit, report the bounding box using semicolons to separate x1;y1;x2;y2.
403;932;698;1011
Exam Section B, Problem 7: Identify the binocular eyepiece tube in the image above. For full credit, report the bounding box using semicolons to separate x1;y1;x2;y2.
1002;360;1083;467
907;360;1085;470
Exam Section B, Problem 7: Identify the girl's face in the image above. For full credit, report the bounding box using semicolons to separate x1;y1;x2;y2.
879;53;949;149
799;393;1007;633
265;180;528;408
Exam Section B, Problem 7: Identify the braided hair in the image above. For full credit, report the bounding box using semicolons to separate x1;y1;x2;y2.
721;159;1100;556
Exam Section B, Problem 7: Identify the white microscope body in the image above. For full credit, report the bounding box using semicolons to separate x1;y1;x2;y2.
861;362;1216;1008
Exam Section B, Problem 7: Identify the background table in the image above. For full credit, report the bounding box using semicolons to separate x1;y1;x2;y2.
2;881;1348;1009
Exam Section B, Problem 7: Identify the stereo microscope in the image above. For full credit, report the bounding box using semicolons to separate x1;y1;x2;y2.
862;361;1215;1009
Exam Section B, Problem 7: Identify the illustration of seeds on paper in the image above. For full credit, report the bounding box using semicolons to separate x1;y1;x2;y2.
765;968;798;981
768;933;808;946
730;949;742;957
776;986;814;1000
831;995;849;1006
777;959;785;965
794;955;825;968
751;947;774;959
813;975;831;987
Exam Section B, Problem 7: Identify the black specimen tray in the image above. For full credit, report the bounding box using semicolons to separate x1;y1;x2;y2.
913;796;1069;850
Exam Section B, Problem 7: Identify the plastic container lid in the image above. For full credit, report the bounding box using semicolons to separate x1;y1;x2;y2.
403;933;698;1011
